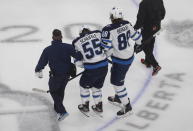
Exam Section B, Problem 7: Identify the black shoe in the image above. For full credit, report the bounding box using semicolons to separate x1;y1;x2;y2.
92;102;103;113
152;65;161;76
141;59;151;68
57;112;69;121
78;101;89;113
117;102;132;118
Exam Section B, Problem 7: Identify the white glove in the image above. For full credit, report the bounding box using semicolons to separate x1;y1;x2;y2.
35;71;43;78
75;61;84;68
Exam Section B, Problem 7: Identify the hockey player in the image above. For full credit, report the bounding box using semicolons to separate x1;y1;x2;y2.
35;29;82;121
72;26;108;116
101;7;142;117
134;0;166;75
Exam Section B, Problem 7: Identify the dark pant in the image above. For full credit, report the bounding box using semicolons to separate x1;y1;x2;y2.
111;63;131;86
142;30;159;68
48;75;69;113
80;66;108;89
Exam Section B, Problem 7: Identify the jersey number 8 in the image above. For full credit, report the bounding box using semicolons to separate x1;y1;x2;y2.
118;31;130;50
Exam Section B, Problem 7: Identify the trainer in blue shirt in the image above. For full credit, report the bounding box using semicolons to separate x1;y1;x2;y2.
35;29;82;121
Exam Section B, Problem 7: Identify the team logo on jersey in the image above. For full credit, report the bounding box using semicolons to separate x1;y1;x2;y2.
165;20;193;48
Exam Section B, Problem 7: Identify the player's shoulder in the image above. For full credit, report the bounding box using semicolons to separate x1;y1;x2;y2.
120;20;132;26
102;24;114;32
88;30;102;36
102;20;132;31
63;42;73;47
72;36;81;46
44;44;52;51
90;30;101;34
61;43;75;51
73;30;101;44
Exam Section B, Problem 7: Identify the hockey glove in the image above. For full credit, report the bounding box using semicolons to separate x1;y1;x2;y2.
70;63;77;78
35;70;43;78
134;44;143;54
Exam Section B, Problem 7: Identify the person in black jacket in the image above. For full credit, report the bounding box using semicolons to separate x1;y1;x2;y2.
35;29;82;121
134;0;165;76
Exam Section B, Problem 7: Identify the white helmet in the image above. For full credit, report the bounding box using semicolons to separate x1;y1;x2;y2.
110;7;124;19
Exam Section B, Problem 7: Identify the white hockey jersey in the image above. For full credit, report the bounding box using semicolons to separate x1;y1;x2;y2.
72;30;108;69
101;20;142;65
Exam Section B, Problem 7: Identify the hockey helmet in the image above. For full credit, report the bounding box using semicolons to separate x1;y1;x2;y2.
110;7;124;20
79;25;91;36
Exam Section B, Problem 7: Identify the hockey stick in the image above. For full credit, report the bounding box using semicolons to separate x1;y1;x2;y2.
32;59;113;93
32;88;50;93
68;71;84;81
32;71;84;93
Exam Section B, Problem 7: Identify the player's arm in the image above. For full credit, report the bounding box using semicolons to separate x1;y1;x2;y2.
101;28;113;57
70;41;83;61
72;41;84;68
129;24;142;45
35;48;48;72
35;48;48;78
128;24;143;54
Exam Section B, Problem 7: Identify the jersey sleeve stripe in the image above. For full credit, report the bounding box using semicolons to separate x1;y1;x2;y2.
101;43;113;49
102;39;112;43
134;33;142;41
130;31;137;38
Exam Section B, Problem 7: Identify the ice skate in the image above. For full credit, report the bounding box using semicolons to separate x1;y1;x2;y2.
91;102;103;117
78;101;90;117
108;95;122;107
117;102;133;118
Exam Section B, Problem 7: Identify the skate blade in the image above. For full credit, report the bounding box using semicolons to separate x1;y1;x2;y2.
116;111;134;119
92;110;103;118
79;110;90;117
108;101;123;108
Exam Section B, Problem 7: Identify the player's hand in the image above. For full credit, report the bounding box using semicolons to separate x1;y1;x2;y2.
35;71;43;78
152;25;160;33
134;44;143;54
152;25;157;31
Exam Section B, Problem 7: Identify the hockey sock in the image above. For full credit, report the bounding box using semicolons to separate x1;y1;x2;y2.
113;85;129;105
91;87;102;105
80;86;90;104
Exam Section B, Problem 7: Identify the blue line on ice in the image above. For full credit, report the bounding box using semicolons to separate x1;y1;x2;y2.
95;0;155;130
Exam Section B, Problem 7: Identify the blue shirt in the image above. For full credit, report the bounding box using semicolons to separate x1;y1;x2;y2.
35;40;82;75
